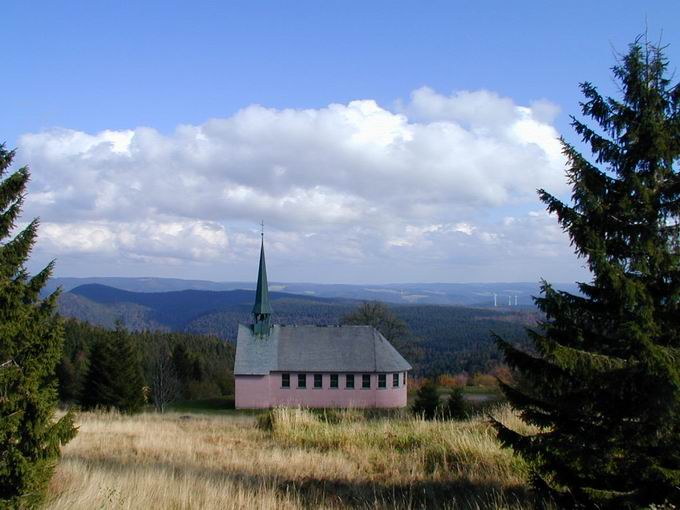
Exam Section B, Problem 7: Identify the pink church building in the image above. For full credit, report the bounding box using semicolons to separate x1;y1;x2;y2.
234;238;411;409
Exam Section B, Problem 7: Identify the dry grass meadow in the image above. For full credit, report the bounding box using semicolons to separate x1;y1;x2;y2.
45;406;548;509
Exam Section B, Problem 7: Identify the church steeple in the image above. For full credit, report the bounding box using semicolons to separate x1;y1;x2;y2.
252;227;272;335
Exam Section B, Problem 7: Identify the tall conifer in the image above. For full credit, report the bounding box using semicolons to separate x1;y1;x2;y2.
494;39;680;508
0;144;77;507
81;328;145;413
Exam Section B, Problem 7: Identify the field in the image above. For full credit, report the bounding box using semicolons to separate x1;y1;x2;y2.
45;407;549;510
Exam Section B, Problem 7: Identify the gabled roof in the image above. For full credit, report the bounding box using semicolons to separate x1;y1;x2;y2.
234;324;412;375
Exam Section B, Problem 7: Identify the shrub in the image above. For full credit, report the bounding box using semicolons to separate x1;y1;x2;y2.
411;380;440;419
441;388;467;420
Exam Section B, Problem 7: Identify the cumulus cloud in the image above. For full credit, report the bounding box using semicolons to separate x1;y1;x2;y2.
16;88;583;282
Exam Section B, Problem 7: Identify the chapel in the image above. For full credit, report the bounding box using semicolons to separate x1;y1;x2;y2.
234;237;411;409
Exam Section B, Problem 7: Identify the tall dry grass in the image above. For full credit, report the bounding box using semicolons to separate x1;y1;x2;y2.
45;406;547;509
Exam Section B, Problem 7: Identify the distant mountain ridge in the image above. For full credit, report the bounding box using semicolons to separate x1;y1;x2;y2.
60;283;344;331
48;276;582;306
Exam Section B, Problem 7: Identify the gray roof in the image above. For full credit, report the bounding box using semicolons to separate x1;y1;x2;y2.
234;324;412;375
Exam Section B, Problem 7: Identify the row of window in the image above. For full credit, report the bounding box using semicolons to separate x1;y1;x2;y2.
280;372;406;390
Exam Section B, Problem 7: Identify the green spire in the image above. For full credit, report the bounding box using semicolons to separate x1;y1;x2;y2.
252;233;272;335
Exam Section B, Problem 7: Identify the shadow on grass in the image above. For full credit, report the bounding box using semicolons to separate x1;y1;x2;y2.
65;452;547;509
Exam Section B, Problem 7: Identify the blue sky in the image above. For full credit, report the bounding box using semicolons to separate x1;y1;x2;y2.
3;1;679;283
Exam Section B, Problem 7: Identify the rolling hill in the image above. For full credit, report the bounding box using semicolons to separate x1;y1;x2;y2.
48;276;582;306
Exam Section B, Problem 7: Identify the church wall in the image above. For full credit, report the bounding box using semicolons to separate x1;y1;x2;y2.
267;373;408;409
235;373;408;408
235;375;271;408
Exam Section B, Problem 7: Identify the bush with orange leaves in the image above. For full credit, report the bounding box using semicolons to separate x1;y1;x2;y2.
437;373;469;389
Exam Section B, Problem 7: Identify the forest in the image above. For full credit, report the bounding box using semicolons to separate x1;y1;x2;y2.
58;319;235;410
57;285;539;377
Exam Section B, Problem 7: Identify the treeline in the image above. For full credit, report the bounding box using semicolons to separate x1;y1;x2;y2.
58;318;235;412
59;290;539;378
393;306;537;376
187;301;536;376
186;298;355;339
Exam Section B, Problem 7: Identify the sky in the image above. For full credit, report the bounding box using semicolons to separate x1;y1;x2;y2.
3;1;679;284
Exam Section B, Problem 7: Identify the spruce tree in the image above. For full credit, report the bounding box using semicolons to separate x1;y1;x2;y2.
81;328;144;413
0;144;77;508
494;39;680;508
412;380;440;420
80;337;119;410
443;388;467;420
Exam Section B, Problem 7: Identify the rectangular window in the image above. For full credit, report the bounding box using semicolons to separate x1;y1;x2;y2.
282;373;290;388
378;374;386;388
297;374;306;389
393;373;399;387
330;374;338;388
314;373;322;388
403;372;407;385
346;374;355;389
362;374;371;389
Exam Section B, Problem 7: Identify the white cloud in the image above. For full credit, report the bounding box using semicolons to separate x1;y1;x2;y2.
39;220;229;262
16;88;583;282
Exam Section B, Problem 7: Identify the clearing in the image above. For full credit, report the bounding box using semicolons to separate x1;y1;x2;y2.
46;407;546;509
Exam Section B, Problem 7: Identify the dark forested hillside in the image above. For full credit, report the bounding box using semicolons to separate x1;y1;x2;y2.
393;306;537;375
57;284;537;376
59;319;235;404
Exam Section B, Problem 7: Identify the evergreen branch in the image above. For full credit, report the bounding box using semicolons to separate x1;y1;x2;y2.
0;168;28;213
27;261;56;301
579;82;612;128
0;201;24;239
577;485;640;507
0;144;17;176
0;219;39;279
537;336;628;373
537;189;583;235
571;117;623;165
493;333;571;388
650;465;680;489
497;379;555;429
489;416;533;452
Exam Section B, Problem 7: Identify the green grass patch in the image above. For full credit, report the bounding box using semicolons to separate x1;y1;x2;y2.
462;385;502;395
